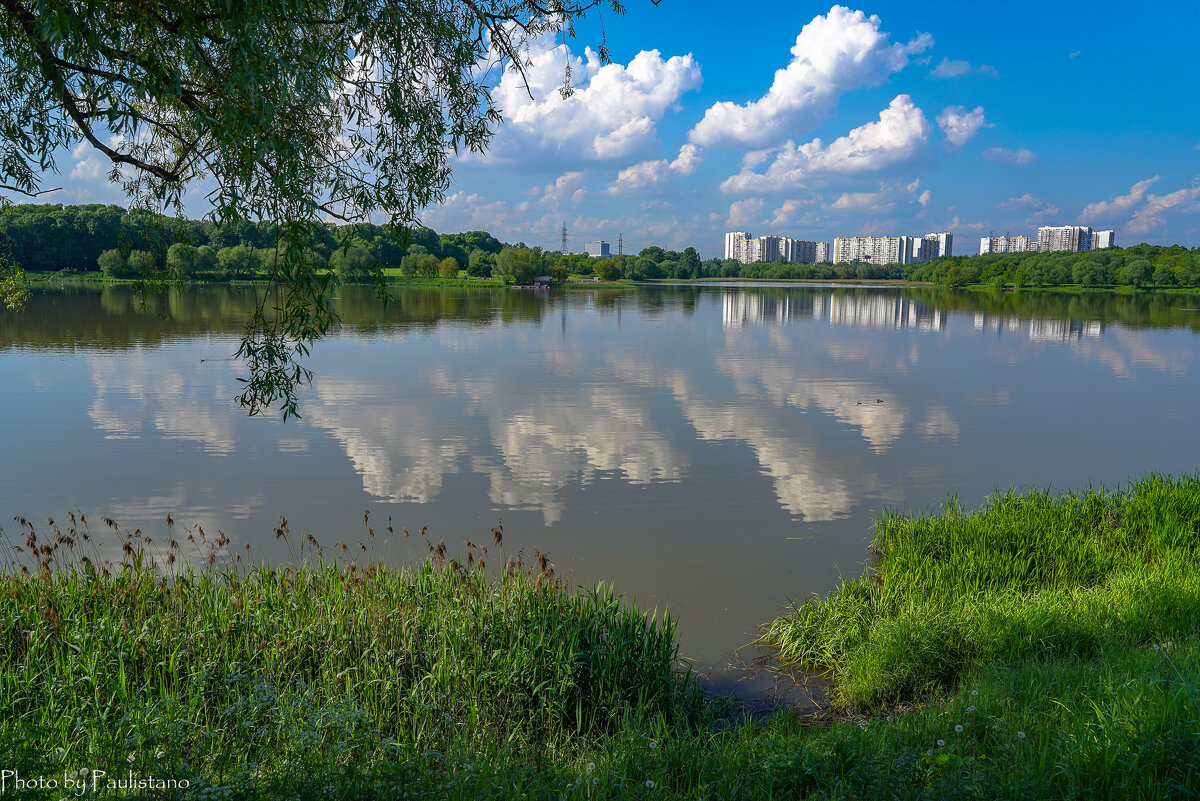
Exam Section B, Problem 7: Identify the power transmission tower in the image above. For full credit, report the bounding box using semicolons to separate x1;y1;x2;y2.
618;233;623;256
560;221;569;255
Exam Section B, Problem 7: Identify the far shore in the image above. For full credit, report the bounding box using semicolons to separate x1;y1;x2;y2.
27;270;1200;294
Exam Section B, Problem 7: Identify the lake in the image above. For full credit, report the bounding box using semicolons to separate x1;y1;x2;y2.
2;282;1198;694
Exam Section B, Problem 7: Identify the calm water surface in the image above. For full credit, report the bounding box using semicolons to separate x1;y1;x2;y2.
3;283;1199;687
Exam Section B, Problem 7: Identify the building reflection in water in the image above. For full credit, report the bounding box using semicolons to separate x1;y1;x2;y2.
722;291;944;332
973;312;1104;341
720;292;1104;343
721;292;814;327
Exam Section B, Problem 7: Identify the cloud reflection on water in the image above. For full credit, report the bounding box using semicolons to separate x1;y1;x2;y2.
66;286;1197;530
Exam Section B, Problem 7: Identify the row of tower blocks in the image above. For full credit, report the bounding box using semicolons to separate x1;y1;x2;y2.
723;225;1117;266
980;226;1116;254
724;231;951;265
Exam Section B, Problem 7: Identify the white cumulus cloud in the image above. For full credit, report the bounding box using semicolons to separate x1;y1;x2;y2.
1079;177;1161;221
689;6;931;149
824;179;927;214
540;171;588;206
983;147;1037;165
718;94;931;193
727;198;765;227
1126;186;1200;234
605;144;703;194
769;199;808;227
999;193;1052;211
999;193;1059;226
930;58;998;78
484;39;702;164
69;157;103;181
829;190;894;212
936;105;988;148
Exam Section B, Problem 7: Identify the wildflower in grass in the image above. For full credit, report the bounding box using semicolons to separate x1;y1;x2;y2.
646;780;655;789
971;690;979;696
587;763;596;774
1018;731;1026;740
593;778;599;786
127;753;135;763
649;740;657;750
955;725;963;732
937;739;945;747
926;750;932;756
967;706;976;712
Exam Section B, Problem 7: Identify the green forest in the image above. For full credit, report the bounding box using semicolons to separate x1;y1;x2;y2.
3;203;1200;289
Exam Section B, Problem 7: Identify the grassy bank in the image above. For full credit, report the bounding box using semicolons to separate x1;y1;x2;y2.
762;473;1200;795
4;474;1200;798
26;270;505;288
660;277;926;285
0;523;709;799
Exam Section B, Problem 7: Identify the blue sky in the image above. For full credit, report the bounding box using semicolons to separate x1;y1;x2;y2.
27;1;1200;257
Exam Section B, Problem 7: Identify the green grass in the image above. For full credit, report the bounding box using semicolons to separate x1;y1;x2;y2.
376;269;502;286
764;473;1200;708
0;518;709;798
962;282;1180;295
5;474;1200;798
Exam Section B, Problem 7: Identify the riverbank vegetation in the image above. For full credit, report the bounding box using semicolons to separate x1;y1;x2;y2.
662;245;1200;290
6;203;1200;294
4;472;1199;798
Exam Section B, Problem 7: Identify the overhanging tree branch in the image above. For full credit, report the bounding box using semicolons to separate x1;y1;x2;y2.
0;0;631;416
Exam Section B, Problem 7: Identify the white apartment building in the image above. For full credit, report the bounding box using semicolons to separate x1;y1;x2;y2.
923;232;954;259
1091;229;1116;249
833;233;951;266
785;238;822;264
979;235;1036;254
586;240;611;258
1037;225;1092;253
724;231;752;262
834;236;919;266
723;232;829;265
815;242;830;263
753;235;784;263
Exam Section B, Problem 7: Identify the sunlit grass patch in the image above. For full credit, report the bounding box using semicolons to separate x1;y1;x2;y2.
763;473;1200;707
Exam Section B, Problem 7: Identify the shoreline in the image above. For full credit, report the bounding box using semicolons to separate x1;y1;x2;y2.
4;472;1197;798
26;270;1200;296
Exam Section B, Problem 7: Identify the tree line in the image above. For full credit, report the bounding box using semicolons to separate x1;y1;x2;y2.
0;203;680;285
4;203;1199;289
905;247;1200;289
552;244;1200;289
0;203;506;282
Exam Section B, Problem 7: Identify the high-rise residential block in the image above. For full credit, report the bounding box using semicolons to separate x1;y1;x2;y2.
815;242;830;263
724;231;752;262
723;232;828;264
980;235;1036;254
833;234;950;266
786;238;821;264
923;232;953;259
834;236;920;266
1090;229;1116;249
754;235;783;263
586;240;611;258
1037;225;1092;253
